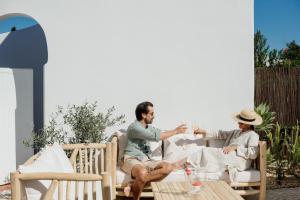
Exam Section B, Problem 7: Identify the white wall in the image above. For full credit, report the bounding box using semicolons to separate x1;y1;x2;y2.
2;0;253;133
0;69;16;184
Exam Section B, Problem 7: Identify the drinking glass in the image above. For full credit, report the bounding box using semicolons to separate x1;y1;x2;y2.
185;167;205;194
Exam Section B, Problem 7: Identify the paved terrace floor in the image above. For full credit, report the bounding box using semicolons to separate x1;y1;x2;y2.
1;185;299;199
115;187;300;200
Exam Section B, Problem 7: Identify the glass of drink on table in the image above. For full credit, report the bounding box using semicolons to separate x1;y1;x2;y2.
185;166;204;194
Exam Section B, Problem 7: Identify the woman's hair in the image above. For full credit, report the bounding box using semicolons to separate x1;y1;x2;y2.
250;125;255;130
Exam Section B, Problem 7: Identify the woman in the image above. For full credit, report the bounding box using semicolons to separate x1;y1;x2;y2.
184;108;263;174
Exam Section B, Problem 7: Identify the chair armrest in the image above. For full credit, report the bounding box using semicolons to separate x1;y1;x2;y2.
17;172;102;181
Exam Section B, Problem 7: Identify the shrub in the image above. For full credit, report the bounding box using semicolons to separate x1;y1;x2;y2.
24;101;125;151
254;103;276;136
267;123;286;184
285;122;300;177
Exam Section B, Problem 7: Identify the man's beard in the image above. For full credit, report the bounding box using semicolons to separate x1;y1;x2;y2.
146;118;153;124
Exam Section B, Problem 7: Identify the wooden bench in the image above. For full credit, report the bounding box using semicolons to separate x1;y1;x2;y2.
111;135;266;200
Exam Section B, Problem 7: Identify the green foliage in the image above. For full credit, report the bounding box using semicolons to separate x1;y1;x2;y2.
24;101;125;151
266;148;275;166
266;121;300;182
254;31;300;68
268;49;281;68
254;103;276;136
280;41;300;67
23;111;67;151
254;30;269;68
267;123;286;184
64;102;125;144
285;122;300;176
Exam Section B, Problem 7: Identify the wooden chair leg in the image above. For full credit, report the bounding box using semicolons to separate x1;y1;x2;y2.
259;141;267;200
102;172;111;200
259;185;266;200
10;172;21;200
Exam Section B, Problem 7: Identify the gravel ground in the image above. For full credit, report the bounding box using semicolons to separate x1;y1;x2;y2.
245;187;300;200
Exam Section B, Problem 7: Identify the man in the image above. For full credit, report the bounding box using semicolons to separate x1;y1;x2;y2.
121;101;187;200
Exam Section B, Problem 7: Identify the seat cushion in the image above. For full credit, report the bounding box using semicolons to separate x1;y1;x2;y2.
232;169;260;183
116;167;227;185
116;167;132;186
163;169;227;182
116;167;260;185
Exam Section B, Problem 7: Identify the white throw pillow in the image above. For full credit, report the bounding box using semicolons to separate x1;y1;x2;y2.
19;142;74;200
149;140;163;161
112;130;128;166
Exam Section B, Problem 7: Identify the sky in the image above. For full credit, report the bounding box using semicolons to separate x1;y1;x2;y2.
0;15;37;34
255;0;300;50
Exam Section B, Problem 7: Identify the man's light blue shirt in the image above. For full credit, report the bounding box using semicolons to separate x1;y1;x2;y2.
124;120;162;161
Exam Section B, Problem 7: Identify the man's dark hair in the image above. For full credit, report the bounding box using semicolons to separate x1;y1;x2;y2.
135;101;153;120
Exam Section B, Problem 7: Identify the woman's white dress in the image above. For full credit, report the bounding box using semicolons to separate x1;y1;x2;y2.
187;129;259;173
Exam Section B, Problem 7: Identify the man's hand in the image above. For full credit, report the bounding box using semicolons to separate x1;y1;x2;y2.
194;127;206;137
223;145;237;154
159;124;187;140
175;124;188;134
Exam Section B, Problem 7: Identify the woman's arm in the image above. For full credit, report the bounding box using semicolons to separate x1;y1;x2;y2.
194;128;235;140
235;133;259;159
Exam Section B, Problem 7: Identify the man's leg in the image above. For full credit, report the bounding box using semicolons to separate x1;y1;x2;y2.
145;162;174;182
131;164;148;200
131;162;175;200
121;157;146;199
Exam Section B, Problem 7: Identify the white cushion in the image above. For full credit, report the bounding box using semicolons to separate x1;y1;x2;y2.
163;169;227;182
116;167;227;185
163;134;206;162
116;167;259;186
149;140;163;161
113;130;128;166
116;167;132;186
165;169;260;183
19;143;74;200
232;169;260;183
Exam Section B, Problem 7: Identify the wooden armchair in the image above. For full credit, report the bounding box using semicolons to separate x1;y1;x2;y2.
229;141;267;200
11;142;117;200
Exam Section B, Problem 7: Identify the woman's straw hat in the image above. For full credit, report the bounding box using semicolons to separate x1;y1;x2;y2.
232;109;263;126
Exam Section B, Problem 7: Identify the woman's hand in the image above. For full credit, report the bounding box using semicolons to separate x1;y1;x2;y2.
193;126;206;137
223;145;237;154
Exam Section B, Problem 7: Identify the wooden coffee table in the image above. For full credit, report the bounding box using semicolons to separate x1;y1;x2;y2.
151;181;243;200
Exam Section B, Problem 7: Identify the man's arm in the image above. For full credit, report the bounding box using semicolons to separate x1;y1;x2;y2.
129;125;162;141
159;124;187;140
